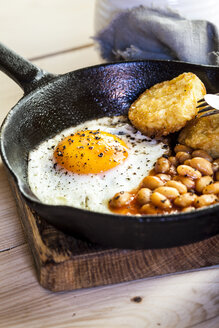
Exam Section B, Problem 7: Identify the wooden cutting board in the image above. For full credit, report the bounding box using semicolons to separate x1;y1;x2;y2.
10;176;219;292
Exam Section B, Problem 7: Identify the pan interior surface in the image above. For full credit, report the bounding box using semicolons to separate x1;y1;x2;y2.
1;60;219;248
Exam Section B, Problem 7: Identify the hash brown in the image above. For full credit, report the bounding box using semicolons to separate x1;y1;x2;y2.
178;113;219;159
128;72;206;138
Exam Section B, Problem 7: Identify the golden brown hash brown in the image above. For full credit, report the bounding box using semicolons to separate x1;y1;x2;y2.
178;113;219;159
128;72;206;138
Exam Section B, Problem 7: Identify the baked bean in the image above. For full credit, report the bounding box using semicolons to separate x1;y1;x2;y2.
202;182;219;195
154;186;179;200
184;159;193;166
142;176;164;189
136;188;151;205
110;144;218;215
176;151;191;163
212;159;219;172
177;165;202;179
194;194;218;208
189;157;213;176
165;180;187;194
173;176;195;190
192;150;213;162
181;206;195;213
174;193;197;208
110;191;132;208
140;204;160;215
174;144;192;154
168;156;178;166
168;165;177;176
154;157;170;174
156;174;171;182
195;176;214;193
150;192;172;209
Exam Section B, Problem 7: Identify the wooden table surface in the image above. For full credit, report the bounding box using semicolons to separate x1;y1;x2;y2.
0;1;218;327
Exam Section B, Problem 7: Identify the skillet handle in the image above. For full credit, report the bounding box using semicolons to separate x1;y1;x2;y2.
0;43;55;94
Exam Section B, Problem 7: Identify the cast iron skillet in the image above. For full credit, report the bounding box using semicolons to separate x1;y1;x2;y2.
0;43;218;249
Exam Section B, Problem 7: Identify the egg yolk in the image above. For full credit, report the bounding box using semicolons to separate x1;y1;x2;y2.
53;130;129;174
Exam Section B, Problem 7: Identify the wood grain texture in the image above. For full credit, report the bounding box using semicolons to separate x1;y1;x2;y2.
0;0;96;58
0;242;218;328
8;173;219;292
0;163;25;251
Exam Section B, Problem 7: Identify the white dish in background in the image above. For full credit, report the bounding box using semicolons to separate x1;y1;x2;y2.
94;0;219;33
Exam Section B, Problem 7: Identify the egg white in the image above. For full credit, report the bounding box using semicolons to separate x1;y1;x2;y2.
28;116;169;214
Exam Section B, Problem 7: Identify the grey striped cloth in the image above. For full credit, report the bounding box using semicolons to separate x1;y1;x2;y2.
94;6;219;65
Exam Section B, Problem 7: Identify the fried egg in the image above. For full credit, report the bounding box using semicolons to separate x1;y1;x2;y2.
28;116;169;214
